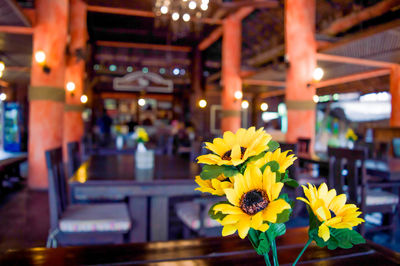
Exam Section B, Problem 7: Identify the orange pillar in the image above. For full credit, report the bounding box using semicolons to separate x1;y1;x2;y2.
390;66;400;127
63;0;86;162
221;17;242;133
28;0;68;189
285;0;317;146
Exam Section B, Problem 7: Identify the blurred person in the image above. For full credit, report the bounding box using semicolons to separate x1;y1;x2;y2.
97;109;113;147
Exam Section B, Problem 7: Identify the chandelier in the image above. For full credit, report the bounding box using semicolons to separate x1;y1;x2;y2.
154;0;210;38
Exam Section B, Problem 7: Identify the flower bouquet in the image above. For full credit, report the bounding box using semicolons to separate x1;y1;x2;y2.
134;127;154;169
345;128;358;149
195;127;365;265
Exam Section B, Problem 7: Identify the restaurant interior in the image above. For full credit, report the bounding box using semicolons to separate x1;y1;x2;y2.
0;0;400;265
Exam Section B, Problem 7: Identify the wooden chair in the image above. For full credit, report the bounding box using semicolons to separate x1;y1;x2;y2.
67;141;81;177
175;195;222;238
392;138;400;158
327;147;399;237
46;147;132;247
297;138;311;153
279;143;326;216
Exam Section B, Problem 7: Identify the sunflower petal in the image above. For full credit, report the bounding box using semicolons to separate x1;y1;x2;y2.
318;223;330;241
225;188;240;206
213;204;243;214
221;214;241;225
222;224;237;236
237;216;251;239
263;199;291;223
223;131;236;147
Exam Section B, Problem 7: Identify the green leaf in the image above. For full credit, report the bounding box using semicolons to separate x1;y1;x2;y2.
309;228;326;248
208;201;229;220
248;228;260;250
200;165;238;180
267;223;286;239
246;151;266;164
275;209;291;223
306;205;321;231
279;193;295;209
268;141;280;152
262;161;280;173
281;177;299;188
327;237;339;250
348;229;366;245
256;231;271;255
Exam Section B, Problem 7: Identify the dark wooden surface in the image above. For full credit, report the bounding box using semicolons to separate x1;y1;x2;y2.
69;154;201;242
298;152;400;181
1;227;399;265
69;154;200;183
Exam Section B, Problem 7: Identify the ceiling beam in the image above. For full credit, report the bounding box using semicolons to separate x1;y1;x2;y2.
87;5;222;25
96;40;191;53
0;25;33;35
259;89;285;98
198;27;223;51
321;0;400;36
197;6;257;51
220;0;278;9
243;79;286;87
316;53;398;68
313;68;391;88
320;19;400;52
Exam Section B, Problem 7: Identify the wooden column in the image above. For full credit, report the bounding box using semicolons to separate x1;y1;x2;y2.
284;0;316;146
191;48;205;136
28;0;68;189
64;0;87;162
390;66;400;127
221;17;242;133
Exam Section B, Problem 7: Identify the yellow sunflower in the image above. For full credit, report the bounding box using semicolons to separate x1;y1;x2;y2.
197;127;272;166
195;174;234;196
252;148;297;174
136;127;149;142
297;183;365;241
213;165;291;239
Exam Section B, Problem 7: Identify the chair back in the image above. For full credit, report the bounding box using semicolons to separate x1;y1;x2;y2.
45;147;68;230
327;147;367;206
297;138;311;153
393;138;400;158
279;142;299;179
67;141;81;177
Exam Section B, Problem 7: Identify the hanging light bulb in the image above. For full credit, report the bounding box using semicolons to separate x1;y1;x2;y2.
182;13;190;22
0;93;6;101
313;95;319;103
188;1;196;9
200;3;208;11
172;12;179;21
0;61;5;72
160;6;168;14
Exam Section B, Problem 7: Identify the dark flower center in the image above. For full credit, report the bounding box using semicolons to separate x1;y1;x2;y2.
222;147;247;161
240;189;269;215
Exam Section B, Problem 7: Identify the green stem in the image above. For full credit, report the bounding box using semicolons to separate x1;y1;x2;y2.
264;253;272;266
292;238;312;266
271;238;279;266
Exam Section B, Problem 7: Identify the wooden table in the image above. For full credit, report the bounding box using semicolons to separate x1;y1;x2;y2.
298;152;400;181
0;151;27;192
69;154;201;242
1;227;399;265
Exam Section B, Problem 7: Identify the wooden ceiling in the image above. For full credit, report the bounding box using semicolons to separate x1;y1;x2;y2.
0;0;399;97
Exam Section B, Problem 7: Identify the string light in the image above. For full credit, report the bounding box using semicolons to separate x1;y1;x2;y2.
313;95;319;103
188;1;196;9
0;62;5;72
160;6;168;14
